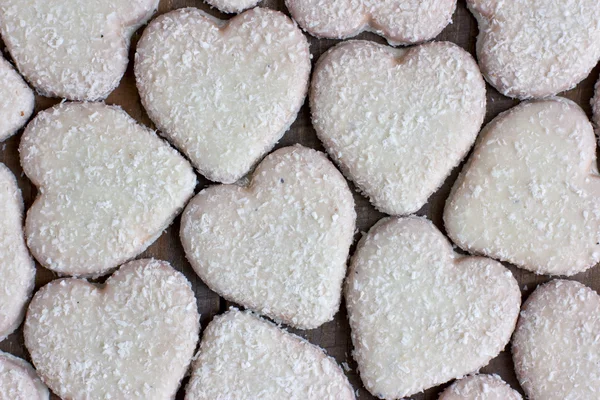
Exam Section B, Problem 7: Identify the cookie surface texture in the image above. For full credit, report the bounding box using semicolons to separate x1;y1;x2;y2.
24;259;200;400
185;309;355;400
346;217;520;399
20;102;196;277
311;40;486;215
0;351;48;400
181;145;355;329
512;279;600;400
0;164;35;341
0;56;34;141
0;0;158;100
286;0;456;45
203;0;260;14
467;0;600;99
136;7;311;183
445;98;600;276
438;374;522;400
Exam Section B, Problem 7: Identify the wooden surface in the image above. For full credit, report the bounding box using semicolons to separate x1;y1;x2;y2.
1;0;600;399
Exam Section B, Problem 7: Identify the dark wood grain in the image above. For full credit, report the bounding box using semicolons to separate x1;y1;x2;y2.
1;0;599;399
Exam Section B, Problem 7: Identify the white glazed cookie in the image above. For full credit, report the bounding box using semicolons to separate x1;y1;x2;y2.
512;280;600;399
0;164;35;341
445;98;600;276
0;56;34;141
0;351;48;400
136;7;311;184
467;0;600;99
0;0;159;100
204;0;260;14
438;375;522;400
20;102;196;277
346;217;520;399
286;0;456;45
311;40;486;216
181;145;355;329
24;259;200;400
185;309;355;400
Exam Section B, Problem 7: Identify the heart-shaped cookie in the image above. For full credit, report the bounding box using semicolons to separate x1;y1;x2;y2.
180;145;355;329
438;374;522;400
20;102;196;277
0;164;35;341
0;0;158;100
135;7;311;184
346;217;520;399
185;309;355;399
0;56;34;141
286;0;456;45
444;98;600;276
311;40;486;216
512;280;600;399
0;351;48;400
467;0;600;99
24;259;200;400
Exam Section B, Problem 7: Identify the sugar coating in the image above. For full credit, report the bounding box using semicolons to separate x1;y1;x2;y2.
0;56;34;141
286;0;456;45
0;164;35;341
185;309;355;400
0;0;159;100
438;374;522;400
0;352;48;400
204;0;261;14
135;7;311;184
467;0;600;99
512;280;600;399
311;40;486;216
24;259;200;400
445;98;600;276
181;145;355;329
346;217;520;399
20;102;197;277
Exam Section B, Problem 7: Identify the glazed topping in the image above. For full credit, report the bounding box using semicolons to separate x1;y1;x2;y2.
20;102;196;276
346;217;520;398
181;145;355;329
0;0;158;100
185;309;355;400
25;259;200;400
135;7;310;183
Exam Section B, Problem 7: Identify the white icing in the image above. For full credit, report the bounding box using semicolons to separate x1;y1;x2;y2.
0;165;35;341
185;309;355;399
346;217;520;398
311;40;486;215
0;0;158;100
439;374;522;400
181;145;355;329
21;102;196;276
135;7;311;183
468;0;600;99
0;56;34;141
445;98;600;276
204;0;261;14
25;259;200;400
513;280;600;399
286;0;456;45
0;352;48;400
